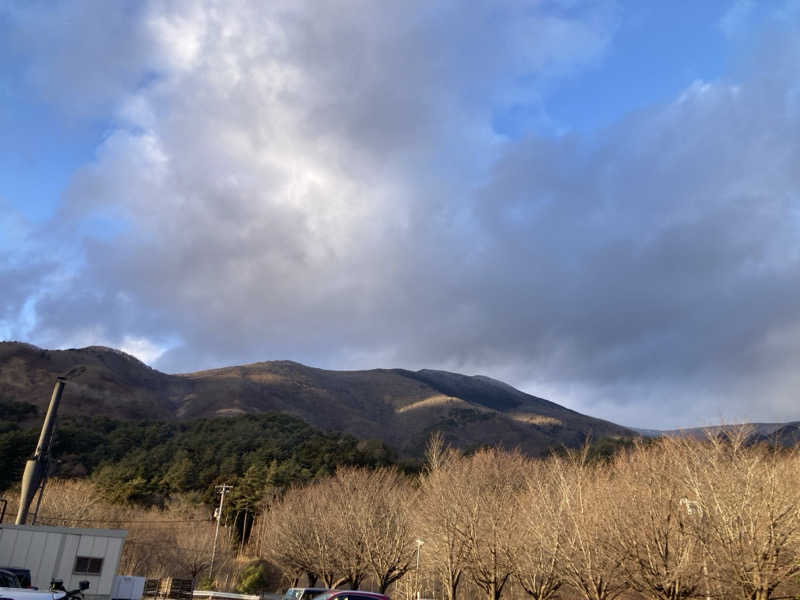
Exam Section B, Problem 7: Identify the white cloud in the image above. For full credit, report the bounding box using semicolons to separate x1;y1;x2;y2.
6;1;800;429
119;335;169;365
25;0;617;369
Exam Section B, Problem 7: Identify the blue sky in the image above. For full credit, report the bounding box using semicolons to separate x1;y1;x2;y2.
495;2;735;137
2;0;799;429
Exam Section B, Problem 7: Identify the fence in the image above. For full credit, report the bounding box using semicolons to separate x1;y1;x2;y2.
193;591;281;600
143;578;194;600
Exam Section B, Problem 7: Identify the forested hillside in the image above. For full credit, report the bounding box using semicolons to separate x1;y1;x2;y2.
0;399;402;503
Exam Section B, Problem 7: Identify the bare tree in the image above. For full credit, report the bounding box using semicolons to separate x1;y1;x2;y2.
553;448;627;600
511;460;564;600
347;468;416;593
456;449;527;600
322;470;369;589
30;478;105;525
172;521;221;582
263;484;348;589
119;523;179;578
604;439;705;600
679;430;800;600
416;437;469;600
424;431;448;473
263;467;416;592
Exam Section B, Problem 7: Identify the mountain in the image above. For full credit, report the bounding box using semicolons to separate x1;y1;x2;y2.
634;422;800;446
0;341;631;456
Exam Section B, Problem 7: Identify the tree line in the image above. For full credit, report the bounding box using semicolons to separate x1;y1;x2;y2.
255;430;800;600
4;420;799;600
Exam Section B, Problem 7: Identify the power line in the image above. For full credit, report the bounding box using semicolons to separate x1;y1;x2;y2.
36;516;208;524
122;539;222;554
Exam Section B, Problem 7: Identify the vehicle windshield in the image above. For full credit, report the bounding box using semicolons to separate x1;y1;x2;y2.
284;590;328;600
0;569;31;589
0;570;21;588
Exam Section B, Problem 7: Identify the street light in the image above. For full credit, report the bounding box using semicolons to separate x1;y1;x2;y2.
415;538;424;600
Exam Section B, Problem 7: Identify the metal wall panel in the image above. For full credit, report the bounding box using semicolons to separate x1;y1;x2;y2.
34;531;67;590
10;529;33;568
0;528;19;564
25;530;47;576
76;535;94;557
56;533;80;584
98;538;122;595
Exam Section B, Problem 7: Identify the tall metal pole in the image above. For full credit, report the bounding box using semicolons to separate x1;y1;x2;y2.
209;484;232;581
16;377;67;525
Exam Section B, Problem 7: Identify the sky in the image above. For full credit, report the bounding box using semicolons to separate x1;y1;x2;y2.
2;0;800;429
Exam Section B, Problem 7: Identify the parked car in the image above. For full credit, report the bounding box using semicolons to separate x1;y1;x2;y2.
310;592;389;600
0;569;32;589
282;588;329;600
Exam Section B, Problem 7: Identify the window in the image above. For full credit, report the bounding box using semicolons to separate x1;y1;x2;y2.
73;556;103;575
0;570;21;587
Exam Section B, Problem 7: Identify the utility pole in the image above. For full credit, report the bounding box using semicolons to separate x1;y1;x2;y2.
17;367;85;525
209;484;232;582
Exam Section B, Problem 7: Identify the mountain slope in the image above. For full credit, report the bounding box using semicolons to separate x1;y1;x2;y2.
0;341;631;455
650;422;800;446
0;342;184;420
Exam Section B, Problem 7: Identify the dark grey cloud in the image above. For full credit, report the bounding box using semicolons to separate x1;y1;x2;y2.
440;37;800;425
6;1;800;428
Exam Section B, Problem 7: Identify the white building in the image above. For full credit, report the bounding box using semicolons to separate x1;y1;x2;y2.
0;524;127;600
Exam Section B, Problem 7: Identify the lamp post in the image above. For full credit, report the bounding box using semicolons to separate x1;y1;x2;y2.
414;538;424;600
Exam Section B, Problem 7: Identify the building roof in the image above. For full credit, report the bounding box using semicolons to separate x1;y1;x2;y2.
0;524;127;538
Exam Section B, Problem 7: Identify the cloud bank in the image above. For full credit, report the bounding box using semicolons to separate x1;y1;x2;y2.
2;1;800;428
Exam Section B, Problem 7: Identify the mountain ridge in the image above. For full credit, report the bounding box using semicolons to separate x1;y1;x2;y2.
1;341;631;455
637;422;800;446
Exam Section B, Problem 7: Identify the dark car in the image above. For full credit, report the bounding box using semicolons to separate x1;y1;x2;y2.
282;588;329;600
0;570;22;588
0;569;32;588
311;592;389;600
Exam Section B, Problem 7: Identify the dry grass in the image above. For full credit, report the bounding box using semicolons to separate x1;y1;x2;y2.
395;395;491;414
508;413;562;427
